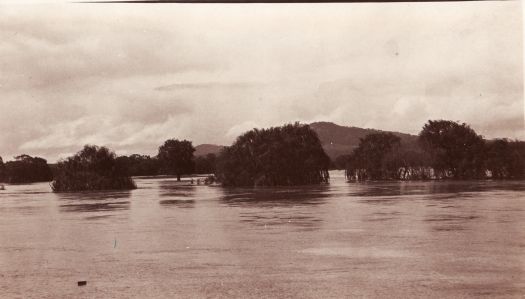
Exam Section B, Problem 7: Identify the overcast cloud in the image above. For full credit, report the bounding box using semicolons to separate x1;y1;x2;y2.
0;1;523;162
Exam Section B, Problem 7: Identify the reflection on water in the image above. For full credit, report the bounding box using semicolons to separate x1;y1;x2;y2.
59;201;131;213
348;180;525;197
158;180;197;208
219;186;331;230
221;185;330;207
159;199;195;208
54;190;132;201
239;213;322;230
158;181;196;198
54;190;132;214
0;172;524;298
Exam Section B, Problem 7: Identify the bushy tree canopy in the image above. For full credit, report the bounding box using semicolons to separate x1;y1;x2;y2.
51;145;136;192
346;132;401;180
194;153;217;174
157;139;195;181
0;156;5;182
486;139;525;179
418;120;485;179
215;123;330;186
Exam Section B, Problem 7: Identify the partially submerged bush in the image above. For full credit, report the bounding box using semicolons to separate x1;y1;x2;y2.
346;132;402;180
51;145;136;192
215;123;330;187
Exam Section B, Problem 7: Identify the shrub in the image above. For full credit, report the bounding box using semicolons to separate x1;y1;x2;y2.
51;145;136;192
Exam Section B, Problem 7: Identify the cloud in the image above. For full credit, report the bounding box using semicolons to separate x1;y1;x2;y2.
155;81;266;91
0;2;522;162
226;121;261;139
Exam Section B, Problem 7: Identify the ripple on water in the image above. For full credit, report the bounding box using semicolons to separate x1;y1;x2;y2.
300;247;412;259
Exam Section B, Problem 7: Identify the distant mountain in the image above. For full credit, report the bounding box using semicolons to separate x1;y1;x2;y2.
195;122;419;159
194;144;224;157
309;122;419;159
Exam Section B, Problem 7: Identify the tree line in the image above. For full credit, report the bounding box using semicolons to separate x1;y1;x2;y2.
343;120;525;180
1;120;523;190
51;140;216;191
2;123;330;190
0;155;52;183
0;144;217;185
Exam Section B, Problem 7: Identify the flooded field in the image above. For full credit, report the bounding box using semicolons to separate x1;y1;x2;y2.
0;171;524;298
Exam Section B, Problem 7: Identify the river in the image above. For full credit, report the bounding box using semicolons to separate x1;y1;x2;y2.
0;170;524;298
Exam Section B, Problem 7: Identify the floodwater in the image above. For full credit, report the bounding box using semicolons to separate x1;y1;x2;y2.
0;171;524;298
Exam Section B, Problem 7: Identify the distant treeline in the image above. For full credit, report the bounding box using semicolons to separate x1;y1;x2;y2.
1;119;523;189
341;120;525;180
51;140;216;191
113;152;217;177
0;147;217;184
0;155;52;183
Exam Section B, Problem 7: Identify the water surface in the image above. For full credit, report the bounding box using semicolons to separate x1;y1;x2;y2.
1;171;524;298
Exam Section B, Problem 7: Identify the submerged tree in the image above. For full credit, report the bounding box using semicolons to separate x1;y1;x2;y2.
0;156;5;182
215;123;330;187
51;145;136;192
3;154;53;183
486;139;525;179
507;141;525;179
333;154;351;170
345;132;401;180
418;120;485;179
157;139;195;181
383;148;433;180
194;153;217;174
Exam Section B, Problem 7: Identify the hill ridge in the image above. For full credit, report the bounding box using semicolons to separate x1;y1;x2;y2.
194;121;419;159
308;121;418;159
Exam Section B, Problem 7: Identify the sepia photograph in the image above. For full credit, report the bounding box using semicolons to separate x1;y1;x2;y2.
0;0;524;298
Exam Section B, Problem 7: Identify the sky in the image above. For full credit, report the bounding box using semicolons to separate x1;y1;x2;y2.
0;1;523;162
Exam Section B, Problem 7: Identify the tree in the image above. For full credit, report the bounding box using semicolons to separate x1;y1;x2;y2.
383;148;433;180
194;153;217;174
3;154;52;183
0;156;4;182
157;139;195;181
333;154;351;170
486;139;512;179
116;154;160;176
486;139;525;179
418;120;485;179
51;145;136;192
215;123;330;187
346;132;401;180
507;141;525;179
